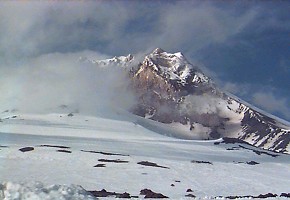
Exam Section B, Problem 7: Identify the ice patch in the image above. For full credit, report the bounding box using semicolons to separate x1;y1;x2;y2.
0;182;95;200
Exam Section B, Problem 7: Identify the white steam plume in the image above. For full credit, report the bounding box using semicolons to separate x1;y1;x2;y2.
0;51;136;116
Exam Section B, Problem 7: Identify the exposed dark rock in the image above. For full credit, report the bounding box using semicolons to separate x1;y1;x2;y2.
175;180;181;183
0;145;8;148
219;140;280;157
19;147;34;152
280;193;290;198
185;194;196;198
222;137;248;145
170;184;175;187
89;189;132;198
67;113;74;117
94;164;106;168
241;110;290;153
191;160;213;165
81;150;129;156
11;115;17;118
57;149;72;153
186;189;193;192
216;193;280;199
237;145;279;157
246;161;259;165
137;161;169;169
140;189;168;198
254;193;278;198
226;147;240;151
98;159;129;163
38;145;70;149
225;195;252;199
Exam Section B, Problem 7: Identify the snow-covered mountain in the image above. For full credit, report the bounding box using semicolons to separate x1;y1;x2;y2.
85;48;290;154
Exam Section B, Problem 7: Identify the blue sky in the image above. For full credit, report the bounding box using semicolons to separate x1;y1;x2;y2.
0;1;289;121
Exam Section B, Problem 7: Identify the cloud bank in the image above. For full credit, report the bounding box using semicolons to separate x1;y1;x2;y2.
0;51;136;116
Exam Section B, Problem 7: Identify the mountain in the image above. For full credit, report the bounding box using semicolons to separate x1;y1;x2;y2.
85;48;290;154
0;49;289;199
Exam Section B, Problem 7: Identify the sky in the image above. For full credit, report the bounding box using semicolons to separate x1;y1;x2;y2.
0;1;289;121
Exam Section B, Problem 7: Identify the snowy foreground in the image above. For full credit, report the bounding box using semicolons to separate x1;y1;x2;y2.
0;111;289;199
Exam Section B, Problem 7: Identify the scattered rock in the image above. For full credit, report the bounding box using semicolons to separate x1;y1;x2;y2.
38;145;70;149
255;193;277;198
221;137;248;145
81;150;129;156
191;160;213;165
220;193;280;199
57;150;72;153
19;147;34;152
226;147;240;151
140;189;168;198
280;193;290;198
94;164;106;168
238;145;279;157
246;161;259;165
185;194;196;198
137;161;169;169
225;195;248;199
98;159;129;163
89;189;132;198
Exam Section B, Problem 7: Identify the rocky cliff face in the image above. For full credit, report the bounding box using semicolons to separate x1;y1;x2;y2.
86;48;290;154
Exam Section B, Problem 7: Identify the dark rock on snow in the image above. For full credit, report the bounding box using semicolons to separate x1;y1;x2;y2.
89;189;132;198
191;160;213;165
56;149;72;153
140;189;168;198
137;161;169;169
38;144;70;149
19;147;34;152
98;159;129;163
94;164;106;168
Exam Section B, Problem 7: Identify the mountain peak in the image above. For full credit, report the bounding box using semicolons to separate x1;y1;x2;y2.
152;48;165;54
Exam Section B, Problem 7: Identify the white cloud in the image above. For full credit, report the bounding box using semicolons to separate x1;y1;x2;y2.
0;51;136;116
252;92;290;119
0;1;263;59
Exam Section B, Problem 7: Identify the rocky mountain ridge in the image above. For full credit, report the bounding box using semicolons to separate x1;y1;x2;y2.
85;48;290;154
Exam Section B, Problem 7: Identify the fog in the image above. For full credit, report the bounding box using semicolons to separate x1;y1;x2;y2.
0;51;136;116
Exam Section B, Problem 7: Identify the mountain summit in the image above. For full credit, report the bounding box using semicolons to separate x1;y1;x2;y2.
87;48;290;154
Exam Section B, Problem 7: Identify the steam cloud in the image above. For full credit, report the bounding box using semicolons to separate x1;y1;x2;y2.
0;51;136;116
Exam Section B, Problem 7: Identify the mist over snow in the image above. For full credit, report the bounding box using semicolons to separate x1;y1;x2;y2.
0;51;136;116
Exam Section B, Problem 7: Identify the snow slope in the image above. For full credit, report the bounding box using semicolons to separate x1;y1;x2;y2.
0;111;289;199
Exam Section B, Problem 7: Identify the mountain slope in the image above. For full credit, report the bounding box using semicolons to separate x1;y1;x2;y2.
0;112;289;199
86;48;290;154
